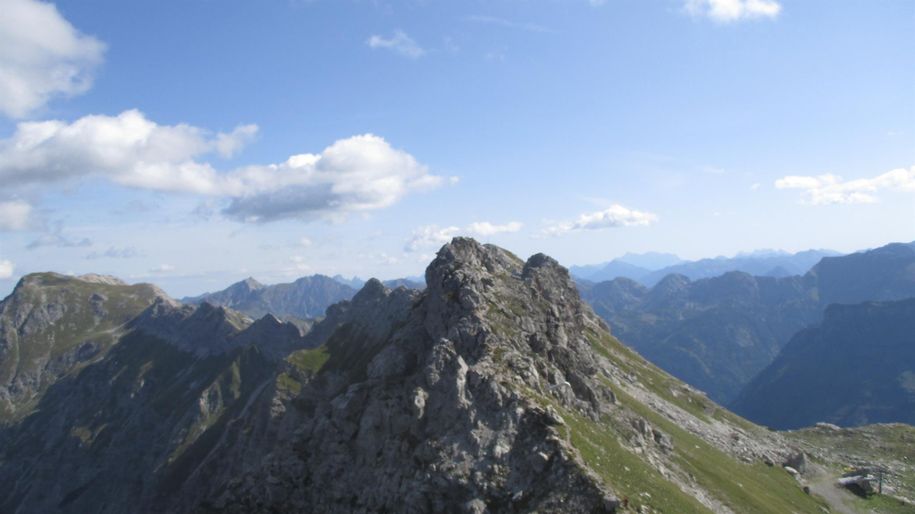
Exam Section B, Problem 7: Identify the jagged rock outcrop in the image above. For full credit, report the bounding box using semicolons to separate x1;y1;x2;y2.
205;239;622;513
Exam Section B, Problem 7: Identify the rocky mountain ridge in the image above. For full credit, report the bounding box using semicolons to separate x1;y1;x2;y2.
0;240;907;513
199;239;827;513
183;274;357;320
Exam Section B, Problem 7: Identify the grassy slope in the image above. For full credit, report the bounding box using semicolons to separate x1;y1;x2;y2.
570;330;830;513
0;273;162;422
277;346;330;395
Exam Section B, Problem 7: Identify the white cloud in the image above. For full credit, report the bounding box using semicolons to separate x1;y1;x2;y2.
0;110;445;222
85;246;140;260
0;110;255;192
281;255;312;276
0;0;105;118
466;221;523;236
148;264;175;274
684;0;781;22
0;259;13;279
367;31;425;58
27;222;91;249
406;225;461;252
0;199;32;230
406;220;524;251
223;134;444;222
775;166;915;205
298;237;313;247
215;124;258;158
289;255;310;269
543;204;658;236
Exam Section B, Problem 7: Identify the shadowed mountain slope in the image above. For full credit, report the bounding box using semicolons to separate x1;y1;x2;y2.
732;299;915;430
581;242;915;404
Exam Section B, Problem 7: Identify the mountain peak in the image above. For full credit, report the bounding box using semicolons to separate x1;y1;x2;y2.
130;300;252;356
238;277;264;290
183;273;356;320
211;239;823;513
353;277;387;301
425;237;524;294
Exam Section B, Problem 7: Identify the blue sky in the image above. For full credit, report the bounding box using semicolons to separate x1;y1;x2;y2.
0;0;913;297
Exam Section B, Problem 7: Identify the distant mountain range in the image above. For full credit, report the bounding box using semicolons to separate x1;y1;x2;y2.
331;275;425;290
732;298;915;429
570;251;682;282
580;242;915;405
572;249;841;285
183;275;425;322
183;275;356;320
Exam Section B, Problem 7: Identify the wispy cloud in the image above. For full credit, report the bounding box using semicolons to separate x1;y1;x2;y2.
282;255;312;276
148;264;175;274
0;260;13;279
27;222;92;250
466;221;523;236
85;246;141;260
406;220;523;251
406;225;461;252
684;0;781;23
543;204;658;237
367;30;425;58
0;200;32;231
775;165;915;205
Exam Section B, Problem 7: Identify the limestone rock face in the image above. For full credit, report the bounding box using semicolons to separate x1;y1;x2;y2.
206;238;621;513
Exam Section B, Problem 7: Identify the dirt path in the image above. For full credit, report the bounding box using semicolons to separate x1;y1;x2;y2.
807;464;857;514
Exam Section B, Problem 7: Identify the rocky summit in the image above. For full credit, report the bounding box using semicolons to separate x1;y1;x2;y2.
198;239;828;513
0;239;905;513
